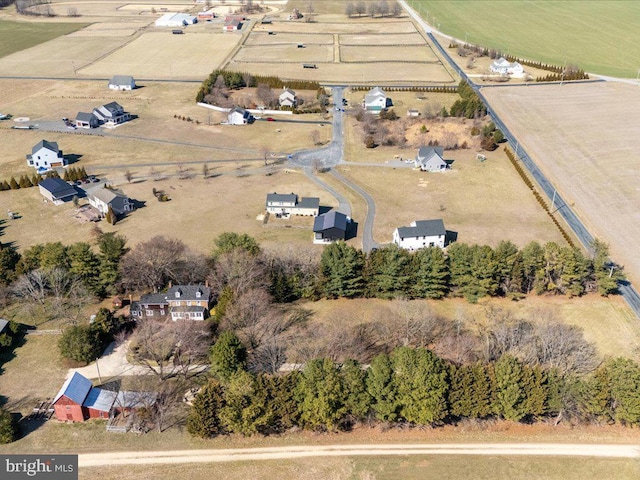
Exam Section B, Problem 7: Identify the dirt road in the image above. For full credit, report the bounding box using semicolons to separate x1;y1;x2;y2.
79;443;640;468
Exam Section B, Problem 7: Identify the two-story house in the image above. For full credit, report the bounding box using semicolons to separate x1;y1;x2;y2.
130;285;212;321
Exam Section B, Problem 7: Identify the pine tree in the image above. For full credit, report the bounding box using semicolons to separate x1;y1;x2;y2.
8;177;19;189
492;354;525;421
341;359;371;421
411;246;449;299
591;240;623;296
366;353;398;421
105;205;116;225
220;370;270;435
186;380;226;437
605;358;640;425
209;331;247;382
319;242;365;298
520;365;548;418
365;245;412;299
449;364;475;417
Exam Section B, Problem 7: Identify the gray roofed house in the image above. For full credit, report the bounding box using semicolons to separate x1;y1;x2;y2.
415;146;447;172
75;111;100;129
0;319;8;334
26;140;66;172
88;186;133;217
93;101;131;126
393;219;446;251
131;284;212;321
38;177;77;205
108;75;136;91
266;192;320;216
313;210;349;243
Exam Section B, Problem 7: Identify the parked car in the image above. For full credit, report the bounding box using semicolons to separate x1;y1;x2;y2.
266;117;275;122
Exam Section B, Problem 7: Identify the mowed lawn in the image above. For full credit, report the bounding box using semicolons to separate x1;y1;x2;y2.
0;20;87;59
409;0;640;78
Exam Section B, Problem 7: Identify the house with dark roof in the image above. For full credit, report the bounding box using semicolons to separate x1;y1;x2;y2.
227;106;253;125
313;210;349;244
393;219;446;251
38;178;77;205
75;112;100;129
93;102;131;127
108;75;136;91
26;140;66;172
266;192;319;217
88;186;133;217
414;146;447;172
130;285;212;321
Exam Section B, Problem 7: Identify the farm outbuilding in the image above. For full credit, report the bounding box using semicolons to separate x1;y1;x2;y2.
38;178;77;205
155;13;197;27
108;75;136;91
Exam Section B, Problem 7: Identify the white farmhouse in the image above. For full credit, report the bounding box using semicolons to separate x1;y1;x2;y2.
227;106;253;125
92;102;131;127
364;86;388;113
26;140;66;172
393;219;446;251
489;57;525;77
108;75;136;91
279;88;297;108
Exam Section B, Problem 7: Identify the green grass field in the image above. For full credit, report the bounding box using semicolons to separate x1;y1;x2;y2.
409;1;640;78
0;20;87;59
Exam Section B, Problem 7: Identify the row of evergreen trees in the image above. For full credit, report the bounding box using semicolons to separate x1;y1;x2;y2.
188;342;640;436
62;166;88;182
196;70;321;103
449;80;486;119
317;239;622;303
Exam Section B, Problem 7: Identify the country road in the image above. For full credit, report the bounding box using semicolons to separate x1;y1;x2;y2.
78;443;640;468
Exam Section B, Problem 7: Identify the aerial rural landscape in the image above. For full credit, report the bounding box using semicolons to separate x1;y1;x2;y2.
0;0;639;479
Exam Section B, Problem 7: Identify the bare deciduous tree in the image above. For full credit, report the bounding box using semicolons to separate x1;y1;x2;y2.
210;249;269;297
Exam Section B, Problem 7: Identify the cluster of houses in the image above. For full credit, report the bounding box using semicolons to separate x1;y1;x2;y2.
75;101;131;130
227;87;298;125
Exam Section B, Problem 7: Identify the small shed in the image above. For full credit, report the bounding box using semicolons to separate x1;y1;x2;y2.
52;372;93;422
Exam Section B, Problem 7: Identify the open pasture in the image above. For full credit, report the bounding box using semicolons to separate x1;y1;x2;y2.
233;44;334;63
409;0;640;78
78;31;240;79
225;60;455;84
252;20;418;35
340;44;437;63
482;82;640;285
335;151;569;248
339;32;426;46
245;32;334;46
66;21;148;37
0;19;88;59
0;36;129;77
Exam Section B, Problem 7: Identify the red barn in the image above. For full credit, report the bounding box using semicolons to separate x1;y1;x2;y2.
52;372;116;422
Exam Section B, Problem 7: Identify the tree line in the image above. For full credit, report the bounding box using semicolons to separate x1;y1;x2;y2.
0;170;61;192
188;339;640;436
196;70;320;104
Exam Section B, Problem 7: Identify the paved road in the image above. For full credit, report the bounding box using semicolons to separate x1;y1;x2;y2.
401;0;640;318
304;169;351;217
78;443;640;468
329;169;379;252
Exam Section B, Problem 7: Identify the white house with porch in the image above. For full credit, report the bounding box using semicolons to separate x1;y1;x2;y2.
393;219;446;251
279;88;297;108
489;57;525;77
364;86;388;113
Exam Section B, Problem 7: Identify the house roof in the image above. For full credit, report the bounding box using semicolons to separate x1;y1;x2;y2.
0;319;8;334
139;293;170;306
168;285;211;301
90;187;129;210
313;210;348;233
53;372;93;405
32;140;59;155
280;88;296;98
109;75;134;85
76;112;97;123
266;192;297;205
82;387;117;412
397;219;446;239
298;197;320;209
365;86;386;103
102;102;123;114
39;178;77;200
417;146;444;159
